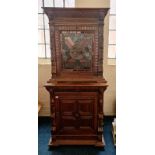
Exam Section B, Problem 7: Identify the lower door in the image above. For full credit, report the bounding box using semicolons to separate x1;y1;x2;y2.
55;92;98;138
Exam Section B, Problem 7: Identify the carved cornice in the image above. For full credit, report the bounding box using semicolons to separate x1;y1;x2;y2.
43;8;109;21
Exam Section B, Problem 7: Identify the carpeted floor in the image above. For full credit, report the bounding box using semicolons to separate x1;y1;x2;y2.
38;117;116;155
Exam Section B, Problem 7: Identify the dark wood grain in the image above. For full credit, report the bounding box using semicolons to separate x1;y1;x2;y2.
43;7;109;147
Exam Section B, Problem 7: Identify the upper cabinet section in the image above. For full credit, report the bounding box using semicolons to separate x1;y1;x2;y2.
43;8;109;78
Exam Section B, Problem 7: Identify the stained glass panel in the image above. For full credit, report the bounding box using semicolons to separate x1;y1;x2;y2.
61;31;93;71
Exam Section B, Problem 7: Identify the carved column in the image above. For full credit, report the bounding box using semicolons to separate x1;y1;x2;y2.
98;88;104;142
49;20;57;78
98;20;104;77
49;88;56;142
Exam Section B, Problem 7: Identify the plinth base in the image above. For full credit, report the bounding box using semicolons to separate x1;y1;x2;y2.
48;137;105;148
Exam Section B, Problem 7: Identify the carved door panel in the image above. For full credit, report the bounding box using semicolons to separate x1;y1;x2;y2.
55;92;98;135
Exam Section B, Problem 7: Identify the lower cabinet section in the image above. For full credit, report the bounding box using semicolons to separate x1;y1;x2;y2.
45;86;107;147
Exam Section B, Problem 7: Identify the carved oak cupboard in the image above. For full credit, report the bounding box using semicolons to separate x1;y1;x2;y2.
43;8;109;147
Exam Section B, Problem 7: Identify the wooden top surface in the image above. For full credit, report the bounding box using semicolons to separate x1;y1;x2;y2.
45;77;108;87
45;83;108;87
